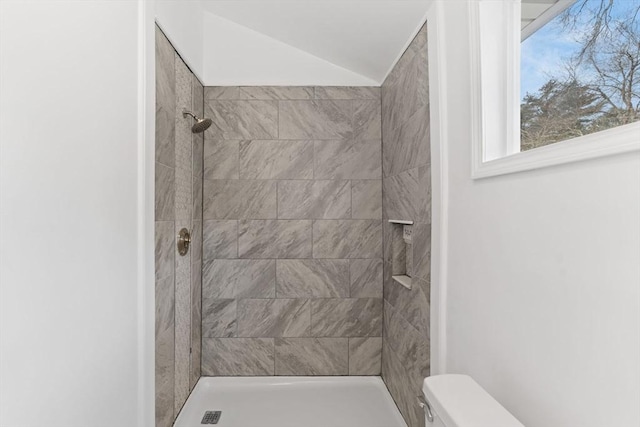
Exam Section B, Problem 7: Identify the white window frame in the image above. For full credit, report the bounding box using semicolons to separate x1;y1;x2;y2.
470;0;640;180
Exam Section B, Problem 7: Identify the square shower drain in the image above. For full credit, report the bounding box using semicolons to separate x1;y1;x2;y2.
201;411;222;424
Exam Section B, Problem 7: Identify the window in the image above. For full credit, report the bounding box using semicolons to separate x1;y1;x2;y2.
470;0;640;179
521;0;640;151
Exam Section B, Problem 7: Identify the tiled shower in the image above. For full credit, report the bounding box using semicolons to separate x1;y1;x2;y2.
381;24;432;427
154;28;204;427
155;22;431;427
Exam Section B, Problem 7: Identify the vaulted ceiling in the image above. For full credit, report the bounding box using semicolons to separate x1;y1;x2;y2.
201;0;431;85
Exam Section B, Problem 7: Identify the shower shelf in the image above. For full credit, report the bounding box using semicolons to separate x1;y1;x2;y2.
392;274;412;290
388;219;413;225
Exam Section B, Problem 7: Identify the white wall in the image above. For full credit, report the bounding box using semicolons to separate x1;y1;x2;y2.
434;2;640;426
0;1;154;426
156;0;205;82
202;0;430;84
202;12;378;86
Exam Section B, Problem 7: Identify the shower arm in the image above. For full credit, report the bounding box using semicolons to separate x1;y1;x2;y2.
182;110;198;120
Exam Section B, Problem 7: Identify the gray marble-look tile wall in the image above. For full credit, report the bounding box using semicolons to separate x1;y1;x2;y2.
155;25;203;427
173;52;192;415
381;23;431;427
201;85;383;377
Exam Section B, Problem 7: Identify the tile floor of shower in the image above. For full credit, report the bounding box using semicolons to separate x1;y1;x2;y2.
174;376;407;427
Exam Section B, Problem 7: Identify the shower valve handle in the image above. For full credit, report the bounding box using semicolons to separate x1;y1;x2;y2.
177;228;191;256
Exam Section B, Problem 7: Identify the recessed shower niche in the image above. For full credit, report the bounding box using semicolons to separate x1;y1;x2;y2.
388;219;413;289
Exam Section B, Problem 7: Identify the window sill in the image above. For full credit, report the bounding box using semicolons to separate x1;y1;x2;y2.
472;121;640;179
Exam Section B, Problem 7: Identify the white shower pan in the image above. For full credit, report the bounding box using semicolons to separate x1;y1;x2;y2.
174;376;407;427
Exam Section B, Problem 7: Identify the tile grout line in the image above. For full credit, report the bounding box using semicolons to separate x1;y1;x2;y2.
347;336;350;375
379;84;387;377
309;297;313;340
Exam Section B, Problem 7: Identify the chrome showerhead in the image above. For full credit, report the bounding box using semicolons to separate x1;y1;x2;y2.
183;110;212;134
191;117;212;134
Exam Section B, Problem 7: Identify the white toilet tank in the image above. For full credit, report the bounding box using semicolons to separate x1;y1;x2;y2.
422;375;525;427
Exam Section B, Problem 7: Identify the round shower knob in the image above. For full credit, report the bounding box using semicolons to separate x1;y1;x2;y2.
177;228;191;256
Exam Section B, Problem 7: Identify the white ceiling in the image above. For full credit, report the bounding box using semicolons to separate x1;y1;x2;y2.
202;0;431;85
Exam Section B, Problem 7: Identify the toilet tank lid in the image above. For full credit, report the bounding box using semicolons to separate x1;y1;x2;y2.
422;375;525;427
